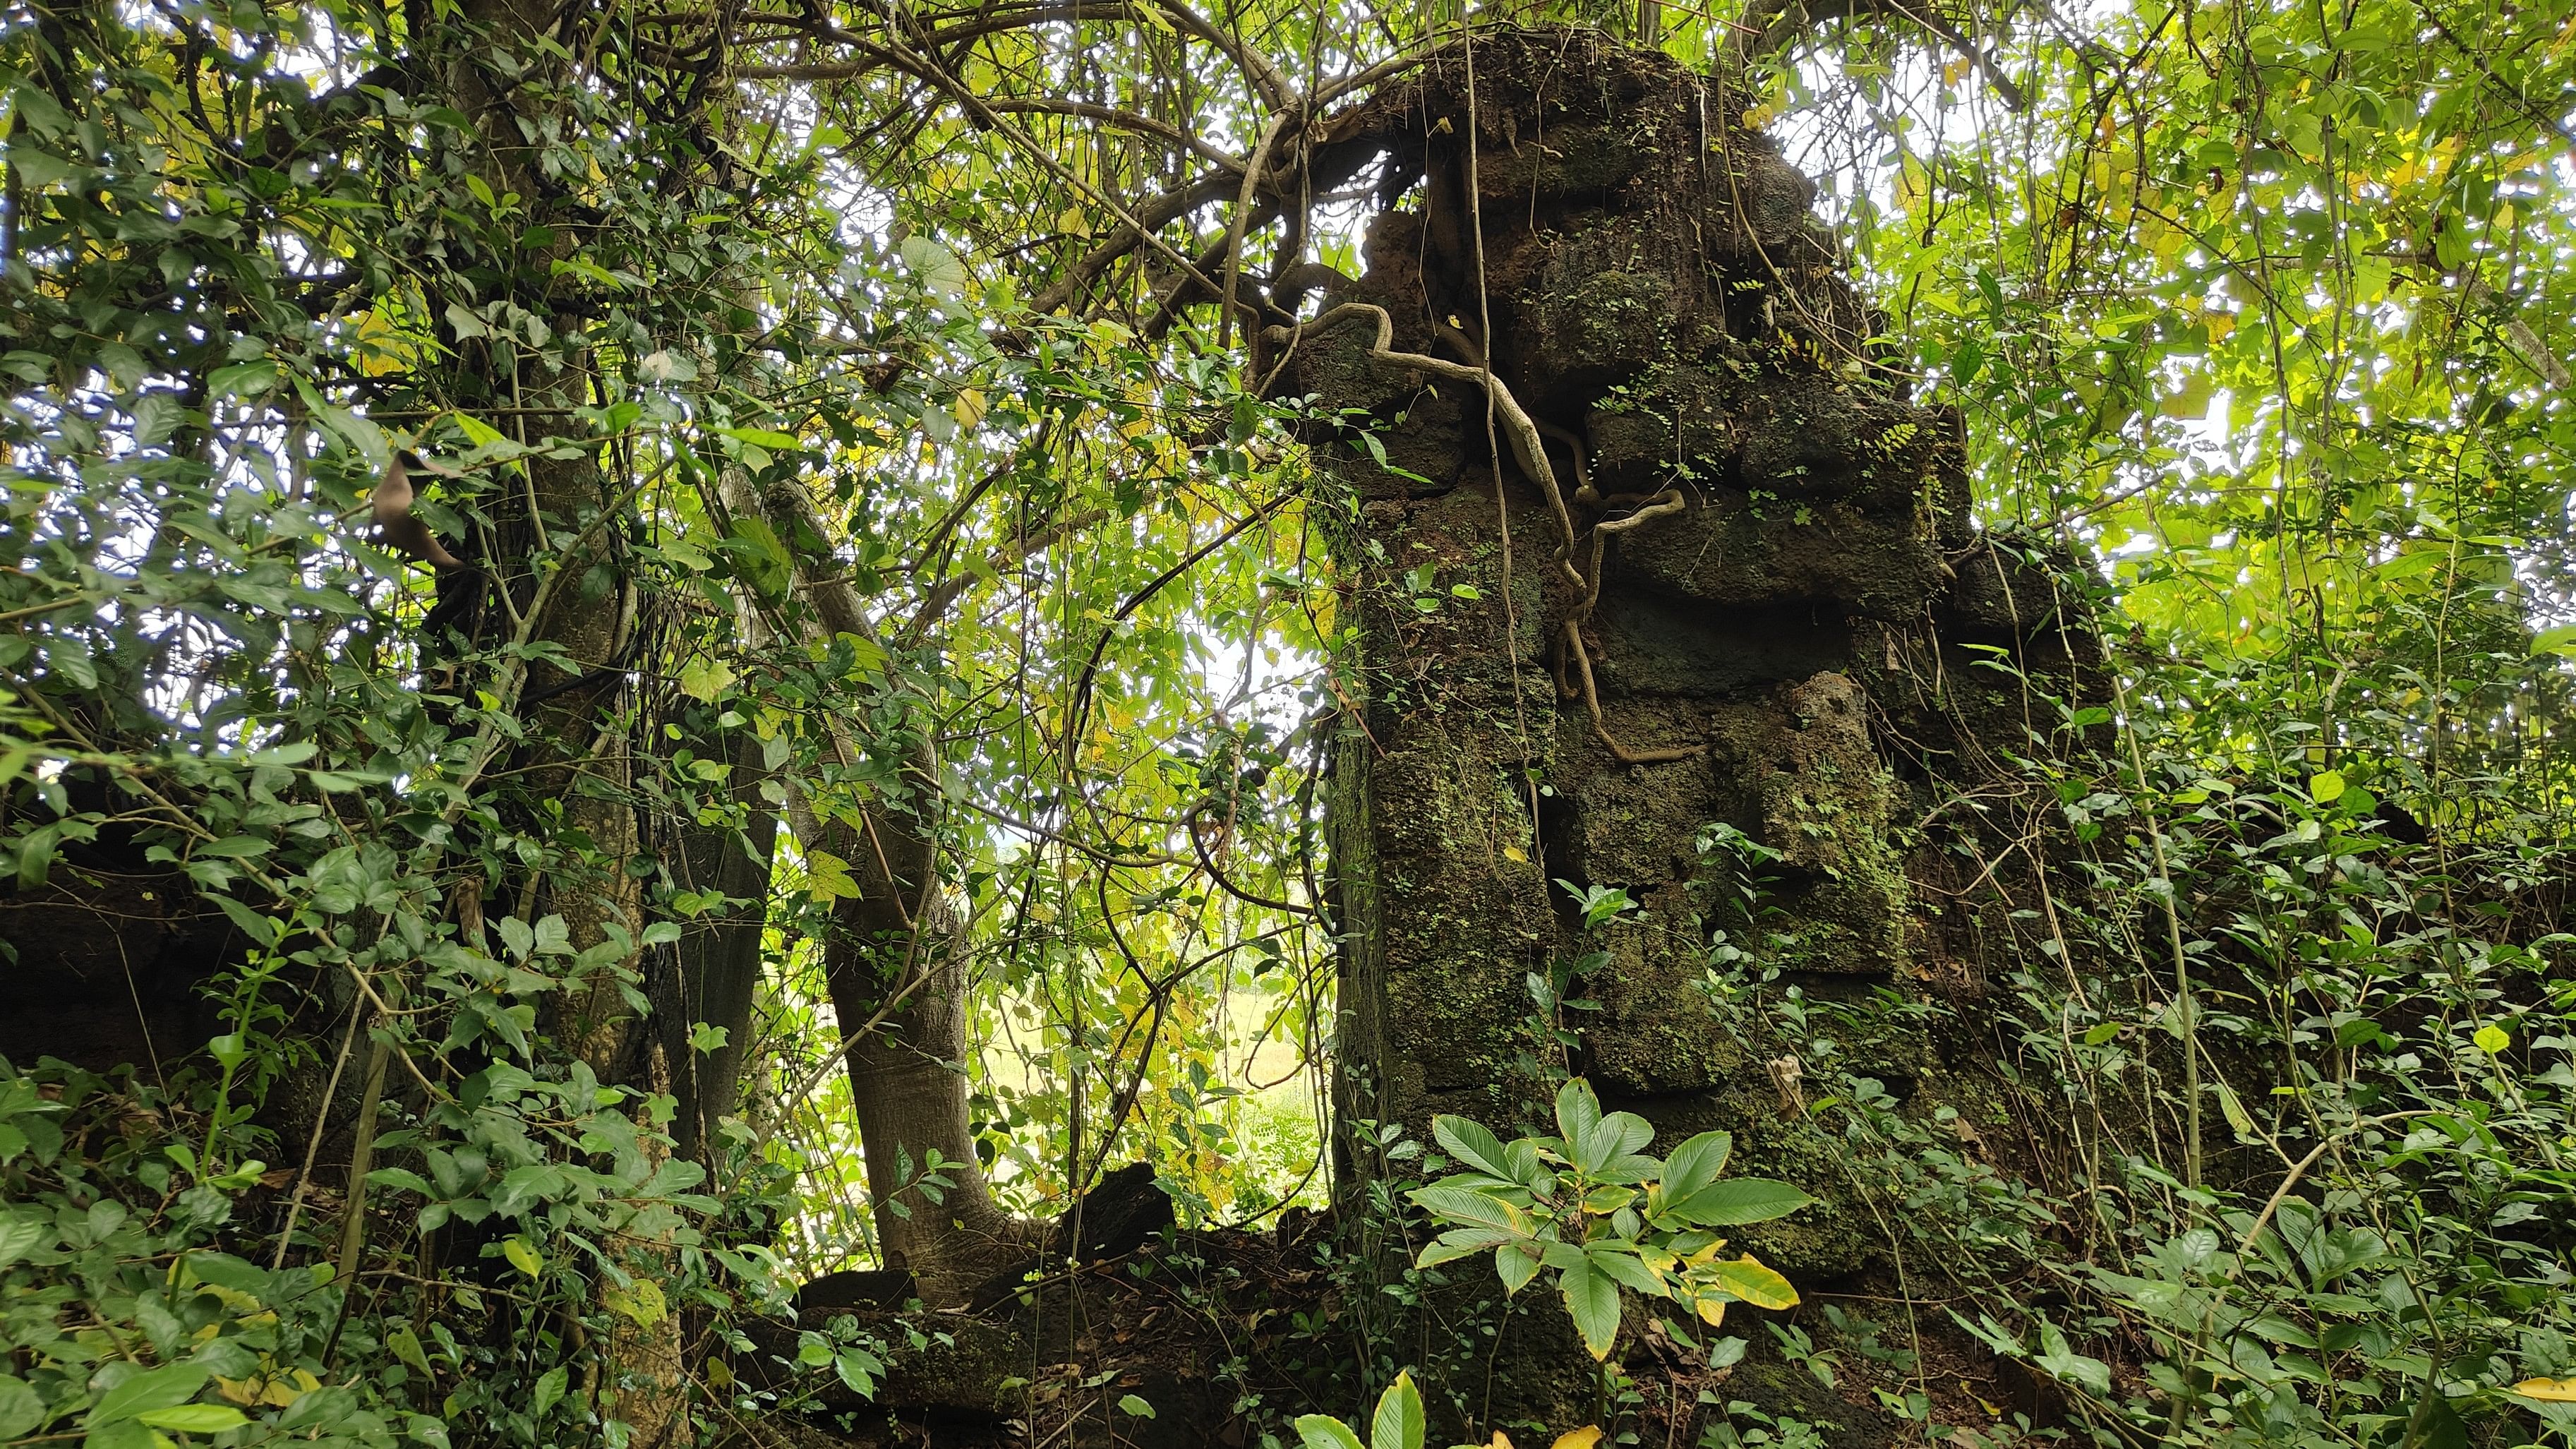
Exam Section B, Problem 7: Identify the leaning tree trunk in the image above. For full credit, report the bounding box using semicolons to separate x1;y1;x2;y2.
1289;31;2102;1430
757;481;1029;1307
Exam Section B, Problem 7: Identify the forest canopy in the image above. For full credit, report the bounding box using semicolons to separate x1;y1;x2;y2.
1;0;2572;1446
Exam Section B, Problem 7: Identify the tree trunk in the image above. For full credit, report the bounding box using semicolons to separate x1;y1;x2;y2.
752;480;1030;1306
438;4;683;1438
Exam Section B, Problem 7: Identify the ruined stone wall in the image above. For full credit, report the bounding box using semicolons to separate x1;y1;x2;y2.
1296;31;2101;1292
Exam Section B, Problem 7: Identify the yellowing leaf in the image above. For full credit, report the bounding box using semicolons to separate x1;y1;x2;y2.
677;657;735;703
805;851;865;903
605;1279;667;1328
2214;1076;2257;1141
1705;1254;1798;1311
2475;1024;2510;1054
1503;844;1528;862
953;387;987;429
1551;1429;1603;1449
2509;1378;2576;1402
2308;769;2345;803
502;1237;543;1277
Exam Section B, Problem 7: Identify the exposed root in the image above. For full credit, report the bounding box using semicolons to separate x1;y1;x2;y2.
1270;302;1707;765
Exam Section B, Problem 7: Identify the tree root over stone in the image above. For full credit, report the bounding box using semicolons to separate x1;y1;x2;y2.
1266;301;1707;766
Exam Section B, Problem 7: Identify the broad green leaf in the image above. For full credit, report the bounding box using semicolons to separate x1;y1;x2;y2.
1659;1131;1733;1198
87;1364;210;1426
1409;1185;1529;1236
1431;1114;1516;1181
134;1405;248;1433
0;1375;48;1438
385;1326;431;1375
1371;1371;1424;1449
1558;1261;1622;1359
1553;1080;1603;1152
1662;1178;1812;1227
2034;1323;2112;1395
1294;1415;1367;1449
1587;1245;1667;1297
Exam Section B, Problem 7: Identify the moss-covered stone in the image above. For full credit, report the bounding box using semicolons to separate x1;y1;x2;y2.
1292;24;2107;1420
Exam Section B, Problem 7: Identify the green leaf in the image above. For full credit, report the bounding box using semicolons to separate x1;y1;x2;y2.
87;1364;210;1427
2306;769;2345;804
385;1326;432;1376
677;657;735;702
2033;1323;2111;1395
1553;1079;1603;1152
1370;1371;1424;1449
0;1374;49;1438
134;1405;248;1433
725;517;795;601
208;895;279;948
833;1347;882;1397
501;1237;543;1277
1415;1228;1513;1269
1662;1177;1812;1227
1431;1114;1515;1181
1558;1261;1623;1359
0;1214;50;1270
1117;1394;1155;1419
1571;1112;1654;1177
711;423;807;452
1295;1416;1366;1449
1495;1241;1542;1296
1409;1185;1528;1237
1587;1245;1668;1297
531;1366;567;1419
1659;1130;1733;1198
206;361;279;399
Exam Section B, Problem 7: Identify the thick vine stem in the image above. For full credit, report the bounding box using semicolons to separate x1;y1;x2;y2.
1272;302;1707;765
